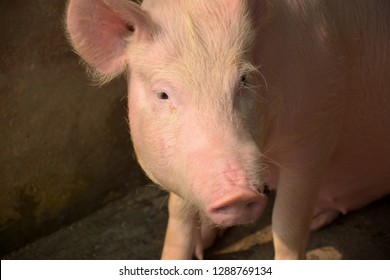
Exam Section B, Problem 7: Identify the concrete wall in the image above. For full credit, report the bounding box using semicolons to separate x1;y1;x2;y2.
0;0;148;255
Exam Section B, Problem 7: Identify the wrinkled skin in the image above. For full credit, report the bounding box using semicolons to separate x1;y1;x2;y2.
66;0;390;259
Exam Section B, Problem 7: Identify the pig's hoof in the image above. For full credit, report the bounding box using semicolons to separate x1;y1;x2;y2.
311;209;340;230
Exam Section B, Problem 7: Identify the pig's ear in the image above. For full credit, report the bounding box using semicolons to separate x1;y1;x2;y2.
66;0;154;82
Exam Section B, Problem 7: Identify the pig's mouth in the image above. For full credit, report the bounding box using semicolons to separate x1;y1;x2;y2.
205;184;269;228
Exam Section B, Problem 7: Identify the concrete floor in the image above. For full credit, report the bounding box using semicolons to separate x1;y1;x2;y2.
4;188;390;260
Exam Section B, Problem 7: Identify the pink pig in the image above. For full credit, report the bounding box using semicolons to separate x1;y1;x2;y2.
66;0;390;259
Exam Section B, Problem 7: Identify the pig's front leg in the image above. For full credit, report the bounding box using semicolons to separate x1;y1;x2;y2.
272;167;325;259
161;193;198;259
161;193;218;259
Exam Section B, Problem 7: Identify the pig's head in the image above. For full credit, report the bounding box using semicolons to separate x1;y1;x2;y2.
66;0;269;227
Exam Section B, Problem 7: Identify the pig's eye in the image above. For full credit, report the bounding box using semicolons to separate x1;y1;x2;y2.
157;92;169;100
240;74;249;86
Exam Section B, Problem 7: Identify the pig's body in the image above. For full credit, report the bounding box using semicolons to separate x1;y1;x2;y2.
252;0;390;228
66;0;390;259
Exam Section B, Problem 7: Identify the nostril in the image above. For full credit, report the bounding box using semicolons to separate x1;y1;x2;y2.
214;205;230;214
212;200;261;215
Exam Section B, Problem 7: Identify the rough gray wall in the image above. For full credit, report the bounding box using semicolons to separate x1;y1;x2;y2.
0;0;148;255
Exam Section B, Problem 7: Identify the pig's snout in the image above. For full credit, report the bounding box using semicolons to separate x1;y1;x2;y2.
207;187;268;227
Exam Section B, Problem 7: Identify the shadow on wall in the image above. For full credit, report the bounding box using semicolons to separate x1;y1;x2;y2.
0;0;148;256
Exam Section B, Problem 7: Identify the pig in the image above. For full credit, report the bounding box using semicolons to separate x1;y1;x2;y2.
65;0;390;259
